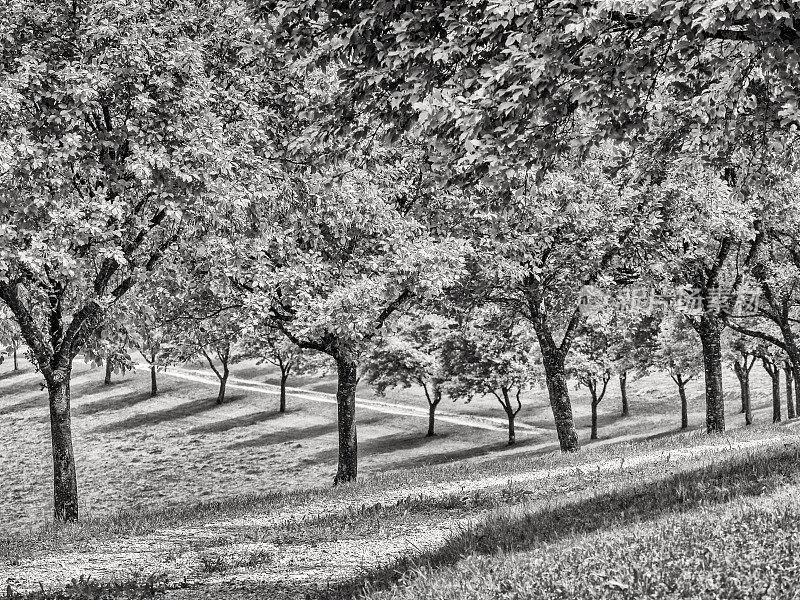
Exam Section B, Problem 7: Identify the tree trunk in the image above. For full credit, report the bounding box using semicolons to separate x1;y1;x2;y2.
591;399;599;440
785;362;795;419
279;370;288;413
333;355;358;484
696;314;725;433
150;364;158;397
12;346;18;370
506;409;516;446
104;358;112;385
47;372;79;522
217;365;229;405
539;346;579;451
678;377;688;430
763;359;781;423
733;360;752;425
619;371;629;417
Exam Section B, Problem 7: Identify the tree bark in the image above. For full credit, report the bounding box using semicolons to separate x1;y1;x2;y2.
424;384;442;437
279;370;288;413
217;365;229;405
785;361;795;419
539;346;579;451
333;355;358;484
733;361;752;426
12;345;18;370
591;398;599;440
763;359;781;423
104;358;112;385
677;375;688;430
47;372;79;522
619;371;629;417
696;314;725;433
150;364;158;397
506;409;516;446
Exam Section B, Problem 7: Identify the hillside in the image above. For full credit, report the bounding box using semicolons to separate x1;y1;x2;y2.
3;356;800;598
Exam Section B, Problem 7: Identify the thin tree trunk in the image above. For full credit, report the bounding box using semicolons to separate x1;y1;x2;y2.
333;354;358;484
696;314;725;433
104;358;112;385
150;364;158;397
217;365;229;405
678;376;688;430
12;345;18;370
591;398;599;440
424;384;442;437
279;370;288;413
764;359;781;423
619;371;629;417
733;360;752;425
785;361;795;419
47;371;78;522
506;409;516;446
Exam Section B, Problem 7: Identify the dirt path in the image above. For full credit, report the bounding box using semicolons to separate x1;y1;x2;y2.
4;436;780;598
166;368;545;433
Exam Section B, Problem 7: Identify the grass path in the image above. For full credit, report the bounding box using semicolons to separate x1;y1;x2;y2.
6;430;795;599
167;368;546;434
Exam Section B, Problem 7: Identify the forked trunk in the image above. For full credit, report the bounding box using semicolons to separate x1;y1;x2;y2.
619;371;629;417
217;366;229;405
333;355;358;485
47;372;78;522
425;384;442;437
697;314;725;433
733;360;752;426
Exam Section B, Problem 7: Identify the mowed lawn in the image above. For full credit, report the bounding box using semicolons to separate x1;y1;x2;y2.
0;354;785;534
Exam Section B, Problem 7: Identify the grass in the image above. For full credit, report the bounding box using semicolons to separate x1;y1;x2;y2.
360;439;800;600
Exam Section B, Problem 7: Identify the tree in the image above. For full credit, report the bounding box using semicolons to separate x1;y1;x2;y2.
758;344;786;424
0;310;22;371
654;314;703;430
725;332;759;426
363;312;451;437
248;150;467;483
440;307;538;446
568;321;615;441
0;0;283;520
240;324;321;413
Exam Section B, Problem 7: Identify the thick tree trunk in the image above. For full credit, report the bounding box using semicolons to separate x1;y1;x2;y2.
619;371;629;417
678;377;688;430
150;364;158;397
697;315;725;433
217;366;229;405
539;347;579;451
279;371;288;413
104;359;112;385
333;355;358;484
47;372;78;522
733;363;752;426
775;322;800;419
785;362;795;419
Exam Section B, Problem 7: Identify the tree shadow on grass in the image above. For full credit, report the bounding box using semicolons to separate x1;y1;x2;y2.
74;388;171;417
187;409;300;436
226;421;339;450
94;394;246;433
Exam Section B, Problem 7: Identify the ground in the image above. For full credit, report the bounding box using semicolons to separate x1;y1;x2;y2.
1;355;796;598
